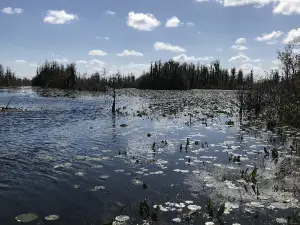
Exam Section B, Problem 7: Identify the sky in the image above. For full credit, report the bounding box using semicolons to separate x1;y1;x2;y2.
1;0;300;79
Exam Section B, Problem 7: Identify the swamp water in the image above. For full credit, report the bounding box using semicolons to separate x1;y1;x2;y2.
0;87;300;225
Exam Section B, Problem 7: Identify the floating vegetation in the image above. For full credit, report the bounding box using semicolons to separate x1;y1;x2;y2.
75;171;85;176
132;178;143;185
225;120;234;126
172;218;182;223
15;214;38;223
98;175;109;180
187;205;201;211
90;186;105;191
53;162;72;169
115;215;130;222
45;215;59;221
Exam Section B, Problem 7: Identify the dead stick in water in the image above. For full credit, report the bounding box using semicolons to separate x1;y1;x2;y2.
5;96;14;109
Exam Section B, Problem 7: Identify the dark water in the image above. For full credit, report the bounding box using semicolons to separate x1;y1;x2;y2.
0;87;299;225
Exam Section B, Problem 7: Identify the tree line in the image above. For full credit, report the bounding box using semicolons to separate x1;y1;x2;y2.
0;64;30;87
136;60;253;90
31;61;136;91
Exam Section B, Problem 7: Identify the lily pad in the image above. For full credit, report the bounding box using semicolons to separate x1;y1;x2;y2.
132;178;143;185
45;215;59;221
98;175;109;180
15;213;38;223
115;215;130;222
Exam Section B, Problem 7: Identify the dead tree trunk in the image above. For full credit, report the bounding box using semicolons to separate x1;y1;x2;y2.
112;86;116;114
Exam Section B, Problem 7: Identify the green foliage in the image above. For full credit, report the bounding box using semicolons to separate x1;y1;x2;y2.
242;44;300;129
216;203;225;218
139;199;150;219
207;199;214;217
225;120;234;126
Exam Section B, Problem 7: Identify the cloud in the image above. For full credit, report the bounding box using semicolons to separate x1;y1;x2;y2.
186;21;195;26
239;63;265;77
89;59;105;66
44;10;78;24
214;0;300;15
255;31;283;42
235;38;247;44
293;48;300;54
154;42;186;52
273;0;300;15
2;7;24;14
116;50;143;57
105;10;116;15
15;60;26;64
88;50;108;56
165;16;181;28
110;63;149;76
76;60;88;64
253;58;261;62
266;40;277;45
127;11;161;31
283;28;300;45
53;58;68;63
96;36;110;40
29;64;38;67
231;45;248;51
229;53;251;63
173;54;214;62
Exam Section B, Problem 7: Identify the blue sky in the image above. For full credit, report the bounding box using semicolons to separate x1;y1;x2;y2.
1;0;300;78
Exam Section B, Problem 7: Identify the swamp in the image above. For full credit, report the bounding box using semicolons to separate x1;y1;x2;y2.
1;87;300;225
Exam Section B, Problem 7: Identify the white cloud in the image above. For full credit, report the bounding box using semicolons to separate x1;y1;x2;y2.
44;10;78;24
266;40;277;45
231;45;248;51
283;28;300;45
89;59;105;66
15;60;26;64
229;53;251;63
154;42;186;52
110;63;149;76
105;10;116;15
165;16;181;28
253;58;261;62
273;0;300;15
88;50;108;56
239;63;265;77
235;38;247;44
96;36;110;40
127;11;161;31
2;7;23;14
29;64;37;67
173;54;214;62
293;48;300;54
76;60;88;64
186;21;195;26
255;31;283;42
116;50;143;57
53;58;68;63
215;0;300;15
